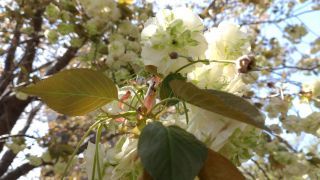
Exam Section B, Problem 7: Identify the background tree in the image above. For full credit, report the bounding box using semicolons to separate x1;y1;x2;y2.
0;0;319;179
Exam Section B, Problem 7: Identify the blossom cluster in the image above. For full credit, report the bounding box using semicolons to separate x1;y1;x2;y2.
79;0;120;32
284;112;320;137
303;78;320;99
83;6;256;180
140;7;253;149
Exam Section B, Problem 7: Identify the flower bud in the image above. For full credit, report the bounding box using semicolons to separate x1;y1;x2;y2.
236;55;255;73
169;52;179;59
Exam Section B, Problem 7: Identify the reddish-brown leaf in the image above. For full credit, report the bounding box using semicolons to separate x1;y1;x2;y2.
119;90;131;110
199;149;245;180
142;170;153;180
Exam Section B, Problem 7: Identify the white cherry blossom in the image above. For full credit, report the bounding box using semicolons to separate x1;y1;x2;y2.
141;7;207;75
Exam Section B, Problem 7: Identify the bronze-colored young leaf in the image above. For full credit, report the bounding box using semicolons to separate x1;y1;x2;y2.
19;69;118;116
138;122;208;180
199;149;245;180
169;80;267;130
142;170;153;180
159;73;185;106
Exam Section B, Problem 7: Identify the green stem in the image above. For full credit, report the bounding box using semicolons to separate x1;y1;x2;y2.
182;101;189;124
105;111;137;119
149;97;181;113
94;124;104;180
129;89;144;110
91;151;97;180
175;60;208;73
117;99;138;111
132;89;145;105
62;120;102;178
175;58;235;73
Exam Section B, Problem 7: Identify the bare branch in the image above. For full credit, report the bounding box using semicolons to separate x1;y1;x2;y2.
0;163;36;180
240;9;318;26
17;9;44;83
0;96;32;138
260;64;320;72
46;46;80;75
0;134;37;142
20;104;42;134
251;159;271;180
0;19;23;95
200;0;216;18
0;104;41;176
0;151;16;177
274;134;298;153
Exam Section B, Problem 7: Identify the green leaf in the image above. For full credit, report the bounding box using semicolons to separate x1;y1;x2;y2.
45;3;60;23
138;122;208;180
169;80;267;130
27;155;42;166
57;23;74;35
19;69;118;116
46;30;59;44
70;37;85;48
159;73;185;106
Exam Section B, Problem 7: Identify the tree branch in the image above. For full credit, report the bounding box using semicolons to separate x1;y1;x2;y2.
46;46;80;75
0;104;41;176
0;134;37;142
256;63;320;72
0;19;23;96
0;163;36;180
200;0;216;18
0;151;16;178
0;96;31;140
251;159;271;180
17;9;44;83
240;9;318;26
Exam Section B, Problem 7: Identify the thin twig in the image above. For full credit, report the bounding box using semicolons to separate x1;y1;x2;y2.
274;134;298;153
251;159;271;180
241;9;318;26
0;134;38;142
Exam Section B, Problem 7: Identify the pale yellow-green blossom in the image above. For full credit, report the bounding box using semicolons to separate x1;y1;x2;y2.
186;105;247;151
84;142;107;179
265;97;289;118
303;78;320;98
188;22;252;92
205;22;250;60
84;137;142;180
79;0;120;22
185;23;253;151
141;7;207;75
283;112;320;137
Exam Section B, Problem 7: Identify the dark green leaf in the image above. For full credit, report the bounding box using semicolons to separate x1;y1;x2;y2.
169;80;267;130
138;122;207;180
19;69;118;116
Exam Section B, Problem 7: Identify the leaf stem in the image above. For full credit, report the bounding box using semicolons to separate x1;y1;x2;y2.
91;151;97;180
149;97;181;113
94;124;104;180
175;60;208;73
182;101;189;124
175;57;235;73
62;119;104;178
117;99;139;111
